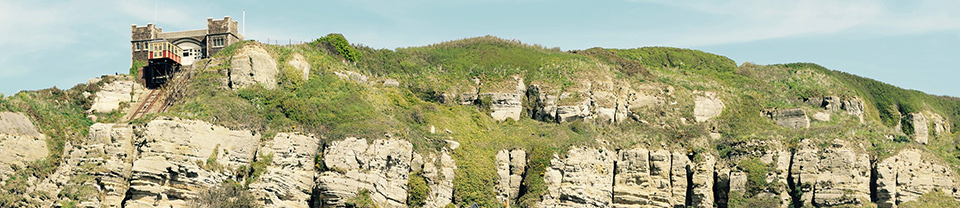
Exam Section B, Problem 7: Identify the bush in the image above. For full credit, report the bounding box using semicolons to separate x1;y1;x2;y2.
191;181;260;208
727;191;780;208
737;157;775;196
316;33;362;62
346;189;377;208
900;189;960;207
407;171;429;207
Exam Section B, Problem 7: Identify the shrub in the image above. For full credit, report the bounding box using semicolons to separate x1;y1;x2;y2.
346;189;377;208
727;191;780;208
407;171;429;207
191;181;260;208
316;33;362;62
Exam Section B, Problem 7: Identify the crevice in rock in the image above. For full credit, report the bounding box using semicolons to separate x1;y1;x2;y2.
685;152;695;207
787;149;801;208
610;149;619;204
714;169;727;208
870;158;878;204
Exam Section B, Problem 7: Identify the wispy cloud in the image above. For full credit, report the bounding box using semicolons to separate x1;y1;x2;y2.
628;0;960;46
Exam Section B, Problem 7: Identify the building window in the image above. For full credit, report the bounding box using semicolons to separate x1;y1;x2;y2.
212;36;224;48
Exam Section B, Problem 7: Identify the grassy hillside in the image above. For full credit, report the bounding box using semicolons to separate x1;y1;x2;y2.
156;35;960;207
3;34;959;207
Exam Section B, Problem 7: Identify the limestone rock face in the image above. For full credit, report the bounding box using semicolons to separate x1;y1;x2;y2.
229;44;279;89
842;98;865;122
689;154;716;208
694;91;724;122
334;70;369;83
89;76;143;113
286;53;311;80
612;148;689;207
812;111;831;122
806;96;865;122
316;138;413;207
0;112;47;177
419;150;457;208
906;113;930;144
540;147;615;208
876;149;958;208
29;123;135;207
124;118;260;207
248;133;319;208
496;149;526;204
486;93;523;121
792;139;871;207
767;108;810;129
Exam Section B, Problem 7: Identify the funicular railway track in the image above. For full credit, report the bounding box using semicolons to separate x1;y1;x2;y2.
128;58;215;120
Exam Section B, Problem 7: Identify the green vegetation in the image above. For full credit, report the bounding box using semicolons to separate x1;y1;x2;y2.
780;63;960;131
315;33;362;62
407;171;429;207
130;60;146;81
727;191;780;208
900;189;960;208
346;189;377;208
737;157;776;196
191;181;260;208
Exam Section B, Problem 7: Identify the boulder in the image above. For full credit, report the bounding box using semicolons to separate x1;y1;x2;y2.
694;91;724;122
906;113;929;144
333;71;368;83
229;44;279;89
767;108;810;129
286;53;310;80
89;76;143;113
0;112;47;177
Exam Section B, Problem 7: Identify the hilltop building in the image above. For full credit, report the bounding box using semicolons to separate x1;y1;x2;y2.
131;16;244;65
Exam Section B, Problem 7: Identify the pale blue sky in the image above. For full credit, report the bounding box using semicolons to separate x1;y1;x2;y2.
1;0;958;96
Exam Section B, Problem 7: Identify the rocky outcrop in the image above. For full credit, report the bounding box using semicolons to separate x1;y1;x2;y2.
791;139;871;207
906;113;930;144
316;138;413;207
496;149;526;204
37;123;137;207
229;44;279;89
487;93;524;121
805;96;865;122
418;150;457;208
89;76;143;113
689;154;715;208
540;147;615;207
694;91;724;122
124;118;261;207
0;112;47;177
876;149;959;208
767;108;810;129
612;149;689;207
248;133;319;207
334;70;369;83
528;82;662;124
287;53;311;80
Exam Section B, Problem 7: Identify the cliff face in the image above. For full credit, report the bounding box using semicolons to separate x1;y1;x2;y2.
4;38;960;208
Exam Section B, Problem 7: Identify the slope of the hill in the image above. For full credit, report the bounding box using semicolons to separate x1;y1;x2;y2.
0;34;958;208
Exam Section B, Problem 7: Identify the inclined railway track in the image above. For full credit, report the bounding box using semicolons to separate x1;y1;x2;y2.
127;58;216;121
